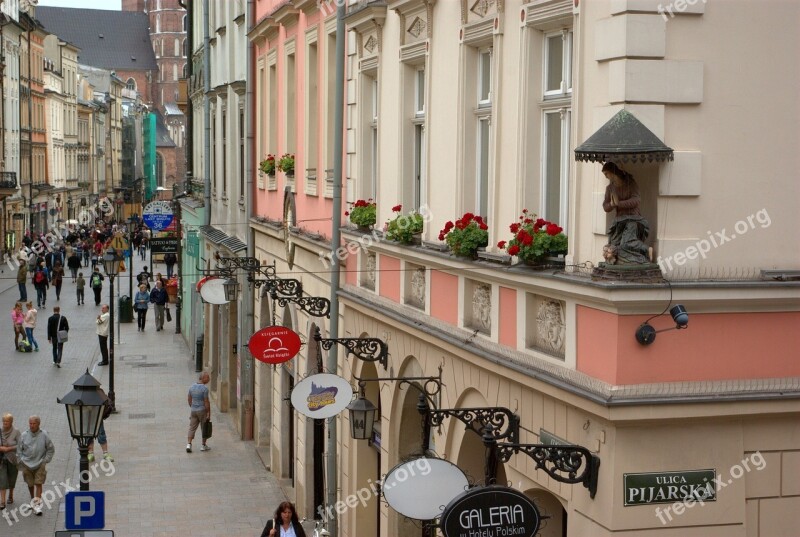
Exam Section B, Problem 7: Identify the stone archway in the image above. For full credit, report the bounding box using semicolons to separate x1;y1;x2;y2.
348;359;380;537
448;389;507;488
524;488;567;537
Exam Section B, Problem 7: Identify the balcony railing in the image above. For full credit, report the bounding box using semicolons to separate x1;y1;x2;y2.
0;171;17;189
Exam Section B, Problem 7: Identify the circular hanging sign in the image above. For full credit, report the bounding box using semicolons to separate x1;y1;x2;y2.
440;486;540;537
248;326;302;365
196;275;217;293
290;373;353;419
142;200;174;231
199;278;229;305
383;457;469;521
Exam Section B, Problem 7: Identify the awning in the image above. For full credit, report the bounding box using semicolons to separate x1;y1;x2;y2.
574;109;674;164
199;224;247;253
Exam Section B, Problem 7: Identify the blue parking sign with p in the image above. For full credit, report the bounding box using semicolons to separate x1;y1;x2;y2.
65;491;105;530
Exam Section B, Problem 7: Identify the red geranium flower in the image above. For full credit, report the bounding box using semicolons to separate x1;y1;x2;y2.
344;211;350;216
510;223;521;233
392;204;402;212
508;244;520;256
546;223;563;236
497;241;506;249
479;223;488;230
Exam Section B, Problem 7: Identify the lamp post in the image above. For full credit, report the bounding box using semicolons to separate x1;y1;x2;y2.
67;196;73;221
103;247;121;411
57;370;108;491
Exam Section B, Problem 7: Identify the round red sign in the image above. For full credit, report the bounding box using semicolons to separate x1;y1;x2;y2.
248;326;302;364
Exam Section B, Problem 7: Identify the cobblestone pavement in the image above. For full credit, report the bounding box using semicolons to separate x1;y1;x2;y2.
0;251;287;536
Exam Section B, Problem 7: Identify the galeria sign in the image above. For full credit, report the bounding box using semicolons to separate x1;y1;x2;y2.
248;326;302;364
440;486;540;537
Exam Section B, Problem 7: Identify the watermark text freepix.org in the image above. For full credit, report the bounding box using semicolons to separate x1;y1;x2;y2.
657;208;771;273
654;451;766;525
2;459;116;526
658;0;707;21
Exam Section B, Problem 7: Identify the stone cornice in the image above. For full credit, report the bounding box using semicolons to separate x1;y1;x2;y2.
248;15;279;44
271;1;301;28
345;2;388;35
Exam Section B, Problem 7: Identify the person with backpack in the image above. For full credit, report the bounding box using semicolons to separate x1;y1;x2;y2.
32;265;49;309
46;307;69;367
90;267;105;306
76;272;86;305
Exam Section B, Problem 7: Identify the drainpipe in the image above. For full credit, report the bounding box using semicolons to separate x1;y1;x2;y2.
326;3;346;536
179;0;192;186
242;0;255;441
203;0;210;226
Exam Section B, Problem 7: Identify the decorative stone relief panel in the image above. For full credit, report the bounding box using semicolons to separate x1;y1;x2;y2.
471;283;492;334
462;0;502;24
526;294;566;359
403;262;426;309
361;252;376;290
364;34;378;55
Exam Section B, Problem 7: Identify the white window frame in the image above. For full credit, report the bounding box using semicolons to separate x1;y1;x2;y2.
370;77;379;200
541;107;571;231
543;29;573;99
414;67;425;118
477;49;492;108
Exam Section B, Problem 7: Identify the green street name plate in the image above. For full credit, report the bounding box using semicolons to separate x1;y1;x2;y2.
624;469;716;506
539;429;571;446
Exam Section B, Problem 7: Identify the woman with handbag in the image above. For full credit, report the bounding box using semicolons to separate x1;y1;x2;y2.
0;413;22;510
260;501;307;537
134;283;151;332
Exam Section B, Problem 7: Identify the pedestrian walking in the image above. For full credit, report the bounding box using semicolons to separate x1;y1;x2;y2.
11;302;24;351
97;304;110;366
186;372;211;453
90;266;105;306
260;501;307;537
150;280;168;331
67;251;81;282
16;416;54;516
16;262;28;302
0;413;21;510
139;236;147;260
46;306;69;367
23;302;40;352
76;272;86;305
134;284;150;332
164;252;177;279
81;241;90;267
51;261;65;301
136;266;152;291
32;265;49;308
87;399;114;462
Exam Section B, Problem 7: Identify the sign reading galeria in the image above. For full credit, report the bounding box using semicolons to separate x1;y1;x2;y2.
441;486;540;537
248;326;302;364
624;469;717;506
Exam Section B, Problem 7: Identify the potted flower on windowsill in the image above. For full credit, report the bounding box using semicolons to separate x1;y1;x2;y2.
384;204;424;245
166;276;179;302
497;210;568;268
345;199;376;232
439;213;488;258
259;154;276;176
277;153;295;177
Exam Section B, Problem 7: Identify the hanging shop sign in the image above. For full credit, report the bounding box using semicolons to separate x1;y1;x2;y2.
440;486;540;537
149;238;178;254
290;373;353;419
198;277;229;305
248;326;302;365
142;201;174;231
383;457;469;521
539;429;571;446
623;469;717;506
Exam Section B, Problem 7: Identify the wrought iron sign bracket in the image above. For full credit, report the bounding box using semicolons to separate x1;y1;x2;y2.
496;443;600;499
354;364;444;409
271;291;331;318
421;406;520;446
313;326;389;369
250;276;303;297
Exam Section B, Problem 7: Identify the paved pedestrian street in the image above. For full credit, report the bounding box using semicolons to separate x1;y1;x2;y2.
0;255;287;537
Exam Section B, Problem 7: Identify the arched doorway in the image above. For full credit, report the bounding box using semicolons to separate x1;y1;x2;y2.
277;303;297;484
525;488;567;537
448;389;508;487
349;358;380;537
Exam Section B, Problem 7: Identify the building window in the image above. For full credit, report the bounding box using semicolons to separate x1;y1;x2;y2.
305;40;319;194
156;152;164;187
222;109;227;196
183;15;187;32
413;68;425;210
370;77;378;200
174;38;180;57
172;64;177;82
475;49;492;218
542;109;570;228
239;108;244;199
544;30;572;98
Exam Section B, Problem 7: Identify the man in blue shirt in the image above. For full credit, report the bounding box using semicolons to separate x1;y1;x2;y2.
187;372;211;453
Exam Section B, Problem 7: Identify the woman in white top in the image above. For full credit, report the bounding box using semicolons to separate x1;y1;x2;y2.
23;302;39;352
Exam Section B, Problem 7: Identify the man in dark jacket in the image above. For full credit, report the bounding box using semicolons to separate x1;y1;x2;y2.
149;280;168;331
46;306;69;367
164;253;177;279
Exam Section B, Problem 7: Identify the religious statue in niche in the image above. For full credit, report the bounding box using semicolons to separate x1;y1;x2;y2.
601;162;652;265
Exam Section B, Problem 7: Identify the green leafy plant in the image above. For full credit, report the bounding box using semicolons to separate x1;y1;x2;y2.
259;154;276;175
346;199;377;227
439;213;488;257
276;153;295;175
497;210;568;262
384;204;424;244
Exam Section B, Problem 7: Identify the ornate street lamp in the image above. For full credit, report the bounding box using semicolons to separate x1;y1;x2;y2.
57;370;108;491
223;277;239;302
346;391;378;441
103;247;122;411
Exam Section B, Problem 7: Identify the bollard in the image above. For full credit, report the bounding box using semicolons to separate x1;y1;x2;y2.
195;334;204;372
